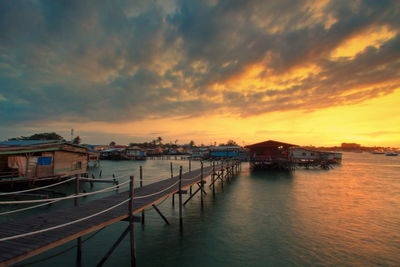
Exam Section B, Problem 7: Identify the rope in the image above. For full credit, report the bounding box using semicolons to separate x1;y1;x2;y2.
13;227;105;267
78;175;124;181
0;177;76;196
133;179;180;200
0;199;60;216
0;198;130;242
0;180;130;205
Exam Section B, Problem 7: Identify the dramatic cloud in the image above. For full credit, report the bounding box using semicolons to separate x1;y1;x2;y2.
0;0;399;125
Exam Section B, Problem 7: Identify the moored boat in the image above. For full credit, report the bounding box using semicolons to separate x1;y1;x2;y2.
370;151;385;154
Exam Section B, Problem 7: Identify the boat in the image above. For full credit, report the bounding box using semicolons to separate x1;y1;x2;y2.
386;152;398;156
370;151;385;154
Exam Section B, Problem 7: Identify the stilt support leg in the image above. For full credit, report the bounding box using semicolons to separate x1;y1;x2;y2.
96;226;130;267
152;204;170;224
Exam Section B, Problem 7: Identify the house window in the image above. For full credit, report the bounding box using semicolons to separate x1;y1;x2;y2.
302;152;306;156
311;153;314;156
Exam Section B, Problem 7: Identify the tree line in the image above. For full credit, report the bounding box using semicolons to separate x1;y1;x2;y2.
8;132;239;148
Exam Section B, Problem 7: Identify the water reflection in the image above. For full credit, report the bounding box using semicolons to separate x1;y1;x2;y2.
250;169;294;180
12;155;400;267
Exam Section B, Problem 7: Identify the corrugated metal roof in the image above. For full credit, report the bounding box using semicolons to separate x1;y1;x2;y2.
0;147;59;155
0;140;61;146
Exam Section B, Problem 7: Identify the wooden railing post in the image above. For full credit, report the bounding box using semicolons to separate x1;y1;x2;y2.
140;166;144;225
221;161;224;189
170;162;175;206
212;161;215;196
75;174;82;267
179;166;183;227
129;176;136;267
200;161;204;208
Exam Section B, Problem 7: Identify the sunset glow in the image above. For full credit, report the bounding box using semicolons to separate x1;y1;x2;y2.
0;0;399;147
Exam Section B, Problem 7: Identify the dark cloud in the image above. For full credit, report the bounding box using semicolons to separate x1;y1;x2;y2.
0;0;399;126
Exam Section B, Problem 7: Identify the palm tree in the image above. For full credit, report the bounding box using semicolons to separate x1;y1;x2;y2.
189;140;195;147
157;136;163;145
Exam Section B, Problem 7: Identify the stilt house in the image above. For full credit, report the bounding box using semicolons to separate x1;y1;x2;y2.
0;140;89;187
245;140;298;170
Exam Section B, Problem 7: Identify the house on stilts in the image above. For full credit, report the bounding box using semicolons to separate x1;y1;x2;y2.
245;140;298;170
0;140;89;190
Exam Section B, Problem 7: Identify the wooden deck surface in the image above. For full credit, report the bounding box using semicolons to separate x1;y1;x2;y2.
0;164;224;266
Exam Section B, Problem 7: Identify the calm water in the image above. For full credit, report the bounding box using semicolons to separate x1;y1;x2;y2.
7;153;400;266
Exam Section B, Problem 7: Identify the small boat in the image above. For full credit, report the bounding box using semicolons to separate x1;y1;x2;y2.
386;152;398;156
370;151;385;154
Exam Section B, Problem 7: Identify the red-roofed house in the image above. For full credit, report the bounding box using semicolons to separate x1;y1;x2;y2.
245;140;298;170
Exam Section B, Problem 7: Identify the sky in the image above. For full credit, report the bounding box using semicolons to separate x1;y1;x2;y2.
0;0;399;147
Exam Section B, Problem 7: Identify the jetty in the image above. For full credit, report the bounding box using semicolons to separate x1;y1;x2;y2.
0;160;241;266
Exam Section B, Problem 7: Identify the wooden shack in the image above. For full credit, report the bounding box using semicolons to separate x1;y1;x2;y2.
245;140;298;170
0;140;89;188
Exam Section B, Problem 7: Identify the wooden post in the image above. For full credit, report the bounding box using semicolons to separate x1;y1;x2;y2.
140;166;144;225
129;176;137;267
234;161;237;175
189;159;191;172
75;174;82;267
200;161;204;208
228;160;231;179
179;166;183;228
212;161;215;196
112;173;119;190
221;167;224;189
171;162;174;206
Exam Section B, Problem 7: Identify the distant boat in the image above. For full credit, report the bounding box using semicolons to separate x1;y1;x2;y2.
370;151;385;154
386;152;398;156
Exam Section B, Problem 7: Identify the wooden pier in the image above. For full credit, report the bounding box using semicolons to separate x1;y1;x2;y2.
0;161;241;266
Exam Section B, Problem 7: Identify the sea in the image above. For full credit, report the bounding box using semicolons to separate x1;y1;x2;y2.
3;152;400;266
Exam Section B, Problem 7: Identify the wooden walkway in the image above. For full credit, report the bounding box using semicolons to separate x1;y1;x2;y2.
0;162;240;266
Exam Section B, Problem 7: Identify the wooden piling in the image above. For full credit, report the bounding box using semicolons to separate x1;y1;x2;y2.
171;162;174;207
140;166;144;225
221;165;224;189
212;161;215;196
179;166;183;227
75;175;82;267
200;162;204;208
129;176;137;267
